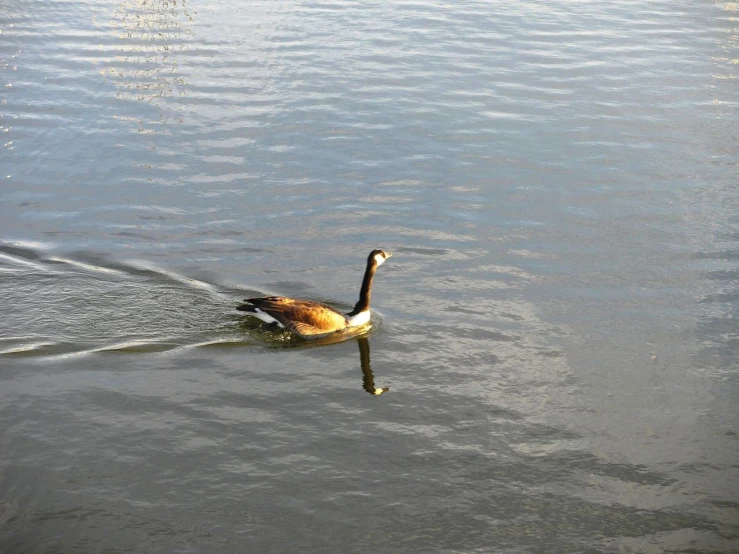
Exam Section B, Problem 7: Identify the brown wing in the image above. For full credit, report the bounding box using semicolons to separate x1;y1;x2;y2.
245;296;349;338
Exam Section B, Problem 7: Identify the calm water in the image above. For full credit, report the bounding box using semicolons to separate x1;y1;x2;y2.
1;0;738;552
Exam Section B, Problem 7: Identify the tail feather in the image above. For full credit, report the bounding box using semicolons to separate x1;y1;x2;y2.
236;300;257;312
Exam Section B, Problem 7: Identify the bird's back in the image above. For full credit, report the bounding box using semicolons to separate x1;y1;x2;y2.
238;296;349;337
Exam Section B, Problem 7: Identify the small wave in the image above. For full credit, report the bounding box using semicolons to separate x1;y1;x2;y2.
46;256;128;276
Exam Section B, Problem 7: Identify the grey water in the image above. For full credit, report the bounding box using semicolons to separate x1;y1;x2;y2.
1;0;738;552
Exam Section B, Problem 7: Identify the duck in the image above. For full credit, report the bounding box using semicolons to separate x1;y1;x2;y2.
237;249;392;339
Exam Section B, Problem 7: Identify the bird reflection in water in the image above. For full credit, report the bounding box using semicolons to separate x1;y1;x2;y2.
238;317;389;395
289;334;390;396
357;336;390;396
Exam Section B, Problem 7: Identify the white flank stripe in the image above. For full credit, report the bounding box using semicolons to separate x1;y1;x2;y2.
253;308;284;327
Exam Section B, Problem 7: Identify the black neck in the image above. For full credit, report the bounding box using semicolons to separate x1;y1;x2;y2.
348;257;377;315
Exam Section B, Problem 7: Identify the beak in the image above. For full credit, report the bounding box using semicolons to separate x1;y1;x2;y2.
385;252;393;259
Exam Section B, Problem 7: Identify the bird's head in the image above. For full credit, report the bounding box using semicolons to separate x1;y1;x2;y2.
369;249;392;267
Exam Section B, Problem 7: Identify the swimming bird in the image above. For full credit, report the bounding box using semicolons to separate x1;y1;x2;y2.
237;249;392;339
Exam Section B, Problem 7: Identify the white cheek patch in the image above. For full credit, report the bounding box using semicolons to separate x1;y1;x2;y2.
374;254;385;266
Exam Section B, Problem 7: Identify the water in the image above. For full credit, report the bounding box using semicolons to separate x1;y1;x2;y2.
1;0;738;552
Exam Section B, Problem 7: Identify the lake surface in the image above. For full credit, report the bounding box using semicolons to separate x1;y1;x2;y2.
1;0;738;552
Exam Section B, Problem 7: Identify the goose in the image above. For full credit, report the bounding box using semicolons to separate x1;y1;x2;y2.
237;249;392;339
